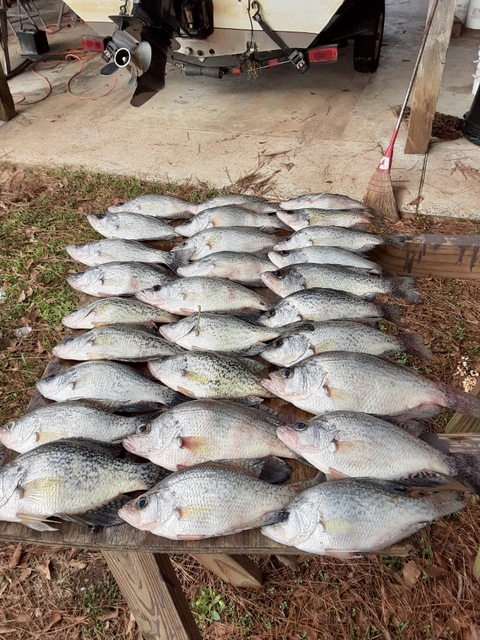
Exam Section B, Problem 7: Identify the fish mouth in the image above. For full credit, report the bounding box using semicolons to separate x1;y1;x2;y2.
273;241;289;251
135;290;163;306
275;210;295;228
117;503;142;528
260;522;290;544
122;435;144;455
175;265;195;277
260;374;286;397
260;273;284;297
276;426;300;451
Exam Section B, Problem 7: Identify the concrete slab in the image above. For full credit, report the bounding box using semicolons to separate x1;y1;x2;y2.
1;0;480;216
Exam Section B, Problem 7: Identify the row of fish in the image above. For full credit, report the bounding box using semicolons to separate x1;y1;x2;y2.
1;191;474;556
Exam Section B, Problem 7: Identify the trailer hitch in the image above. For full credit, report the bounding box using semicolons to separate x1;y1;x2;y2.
251;0;308;73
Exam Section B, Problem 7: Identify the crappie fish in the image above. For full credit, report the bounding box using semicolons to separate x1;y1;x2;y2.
87;212;179;241
118;461;312;539
262;351;480;419
261;478;467;555
108;194;192;218
188;195;277;215
148;352;271;400
261;264;421;303
176;252;275;286
36;361;184;411
136;277;271;316
123;399;299;469
0;401;153;453
260;321;432;367
62;297;177;329
67;262;175;298
176;206;287;237
172;227;278;262
258;289;399;328
159;313;283;355
66;239;175;268
53;325;182;362
279;193;374;212
277;411;480;494
273;226;404;253
0;439;168;531
269;246;382;273
276;208;372;231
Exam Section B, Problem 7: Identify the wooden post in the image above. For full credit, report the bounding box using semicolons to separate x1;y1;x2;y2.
0;57;15;121
404;0;457;154
191;554;264;588
103;551;202;640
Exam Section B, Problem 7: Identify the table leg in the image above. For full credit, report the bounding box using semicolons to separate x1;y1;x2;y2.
103;551;201;640
191;554;263;588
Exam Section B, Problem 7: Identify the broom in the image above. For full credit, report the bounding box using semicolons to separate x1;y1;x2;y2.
363;0;441;223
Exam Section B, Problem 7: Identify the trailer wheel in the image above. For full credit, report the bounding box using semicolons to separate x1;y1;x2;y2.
353;1;385;73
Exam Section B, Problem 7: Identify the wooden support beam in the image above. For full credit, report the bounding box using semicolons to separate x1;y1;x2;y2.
0;56;15;122
404;0;457;154
103;551;201;640
191;554;264;588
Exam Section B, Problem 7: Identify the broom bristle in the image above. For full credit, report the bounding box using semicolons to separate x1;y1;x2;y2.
363;170;400;224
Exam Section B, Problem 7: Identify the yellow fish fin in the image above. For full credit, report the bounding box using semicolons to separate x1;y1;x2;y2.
325;385;355;403
176;504;214;520
17;513;58;532
180;436;208;452
323;518;355;535
183;370;210;384
37;432;68;444
22;477;64;507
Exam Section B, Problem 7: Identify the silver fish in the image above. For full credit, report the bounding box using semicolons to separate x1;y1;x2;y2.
136;277;271;316
108;194;192;218
176;252;275;286
176;206;287;237
52;325;182;362
258;289;399;328
66;262;175;298
0;401;153;453
261;351;480;419
62;297;177;329
276;208;372;230
273;226;404;253
188;195;277;215
36;361;184;411
279;193;373;212
172;227;278;261
261;478;466;555
123;399;299;469
118;461;312;539
268;247;382;273
148;352;271;400
87;212;179;241
0;439;167;531
66;239;175;267
159;313;283;355
260;321;433;366
261;264;421;303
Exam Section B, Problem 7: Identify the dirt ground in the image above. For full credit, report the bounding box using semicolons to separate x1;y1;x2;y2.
0;162;479;640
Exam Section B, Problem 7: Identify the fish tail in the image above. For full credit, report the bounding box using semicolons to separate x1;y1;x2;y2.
388;276;422;304
170;247;195;268
378;302;405;325
165;390;190;407
382;233;407;247
140;462;170;488
365;206;385;221
451;454;480;497
400;332;435;360
423;490;469;518
442;384;480;418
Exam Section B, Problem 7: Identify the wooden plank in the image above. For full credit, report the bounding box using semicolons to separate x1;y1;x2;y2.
0;56;15;122
404;0;457;154
103;551;201;640
191;554;264;588
371;234;480;280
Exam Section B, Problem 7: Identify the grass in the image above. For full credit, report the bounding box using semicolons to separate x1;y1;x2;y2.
0;162;480;640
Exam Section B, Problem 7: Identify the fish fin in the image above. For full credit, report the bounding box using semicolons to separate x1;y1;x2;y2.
261;510;289;526
325;385;354;403
22;477;64;507
17;514;58;532
176;504;213;520
240;358;267;374
59;496;130;527
258;456;292;484
183;370;210;384
388;277;422;304
179;308;195;316
450;454;480;497
164;390;190;407
180;436;208;452
323;518;356;535
328;467;349;480
324;549;363;559
176;534;205;540
442;384;480;418
177;386;196;398
37;431;67;444
399;332;434;361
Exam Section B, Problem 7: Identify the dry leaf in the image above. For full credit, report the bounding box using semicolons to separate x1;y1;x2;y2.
402;560;421;587
283;162;294;171
19;567;32;582
423;564;450;578
16;290;26;303
44;612;61;632
8;544;22;568
38;559;51;581
26;287;33;297
0;625;16;634
101;610;119;621
68;559;87;571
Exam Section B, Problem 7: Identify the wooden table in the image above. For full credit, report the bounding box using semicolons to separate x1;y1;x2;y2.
1;234;480;640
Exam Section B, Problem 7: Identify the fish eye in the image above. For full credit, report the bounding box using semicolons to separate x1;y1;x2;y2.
64;336;74;344
96;214;105;220
265;309;276;318
44;374;56;382
292;421;307;431
137;422;151;435
274;270;285;279
272;338;283;348
282;368;294;378
6;421;15;431
279;250;290;256
115;202;125;206
152;285;162;292
137;497;149;510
